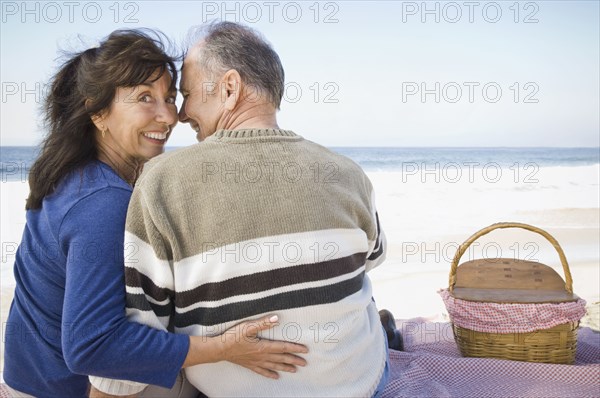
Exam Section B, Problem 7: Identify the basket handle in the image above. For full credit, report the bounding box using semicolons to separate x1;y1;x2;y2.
448;222;573;293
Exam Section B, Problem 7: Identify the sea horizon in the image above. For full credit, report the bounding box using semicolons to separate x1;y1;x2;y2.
2;145;600;149
2;145;599;183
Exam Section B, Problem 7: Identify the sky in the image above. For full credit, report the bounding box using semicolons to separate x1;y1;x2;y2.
1;0;599;147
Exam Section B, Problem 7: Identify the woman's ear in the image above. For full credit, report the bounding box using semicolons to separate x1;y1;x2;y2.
87;100;106;131
222;69;242;111
90;114;104;132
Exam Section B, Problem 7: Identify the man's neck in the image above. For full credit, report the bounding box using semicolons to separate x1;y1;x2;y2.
230;116;279;131
218;102;280;131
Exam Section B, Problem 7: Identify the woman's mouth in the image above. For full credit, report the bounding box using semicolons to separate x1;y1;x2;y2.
143;131;169;144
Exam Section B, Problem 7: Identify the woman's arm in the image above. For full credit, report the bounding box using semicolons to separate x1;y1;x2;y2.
89;314;308;398
60;187;188;389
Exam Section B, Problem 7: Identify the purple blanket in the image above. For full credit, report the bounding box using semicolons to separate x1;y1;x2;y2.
1;320;597;397
382;319;600;398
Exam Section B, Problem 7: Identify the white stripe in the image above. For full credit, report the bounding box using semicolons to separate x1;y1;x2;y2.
125;232;173;290
125;286;170;306
175;265;365;313
173;228;368;292
368;237;378;254
126;308;170;330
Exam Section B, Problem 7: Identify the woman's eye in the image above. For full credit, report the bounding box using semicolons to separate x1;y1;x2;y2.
139;94;152;103
166;96;176;104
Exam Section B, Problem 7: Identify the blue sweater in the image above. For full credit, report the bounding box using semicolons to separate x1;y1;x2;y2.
4;161;189;397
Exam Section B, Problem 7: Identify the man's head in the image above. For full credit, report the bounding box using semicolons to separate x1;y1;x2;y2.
179;21;285;141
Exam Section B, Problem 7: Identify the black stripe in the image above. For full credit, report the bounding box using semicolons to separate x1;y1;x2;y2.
125;267;174;302
368;239;384;261
374;212;382;247
367;212;383;261
175;252;367;308
127;293;173;317
174;271;365;327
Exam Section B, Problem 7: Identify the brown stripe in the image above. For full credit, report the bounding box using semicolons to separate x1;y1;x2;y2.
127;293;172;317
174;252;367;308
125;267;174;302
173;271;366;327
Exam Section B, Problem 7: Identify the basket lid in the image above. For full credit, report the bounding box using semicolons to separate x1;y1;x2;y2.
451;258;579;304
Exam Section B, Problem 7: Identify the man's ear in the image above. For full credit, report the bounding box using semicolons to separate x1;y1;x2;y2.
222;69;242;111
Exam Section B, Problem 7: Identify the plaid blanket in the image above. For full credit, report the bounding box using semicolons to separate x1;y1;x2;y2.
382;319;600;398
2;320;598;398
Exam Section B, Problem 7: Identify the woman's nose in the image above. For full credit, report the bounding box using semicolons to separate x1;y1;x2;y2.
156;101;177;126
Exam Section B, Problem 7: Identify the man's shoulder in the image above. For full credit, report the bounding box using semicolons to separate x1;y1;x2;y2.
138;144;203;181
300;139;367;175
146;144;199;166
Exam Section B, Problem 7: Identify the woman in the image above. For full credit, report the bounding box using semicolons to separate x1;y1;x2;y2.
3;29;307;398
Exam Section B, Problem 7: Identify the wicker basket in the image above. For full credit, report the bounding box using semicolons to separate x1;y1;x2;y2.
445;222;583;364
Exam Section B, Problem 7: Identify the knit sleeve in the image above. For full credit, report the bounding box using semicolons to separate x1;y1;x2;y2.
364;182;386;272
56;186;188;394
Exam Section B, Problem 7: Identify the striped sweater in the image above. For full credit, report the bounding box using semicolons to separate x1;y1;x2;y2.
91;129;387;397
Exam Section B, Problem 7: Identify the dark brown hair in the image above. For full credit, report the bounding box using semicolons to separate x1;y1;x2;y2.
26;29;178;210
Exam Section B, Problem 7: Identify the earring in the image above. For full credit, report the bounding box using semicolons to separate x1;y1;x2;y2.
101;127;107;139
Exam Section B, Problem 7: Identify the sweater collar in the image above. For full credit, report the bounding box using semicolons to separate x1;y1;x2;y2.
209;128;298;140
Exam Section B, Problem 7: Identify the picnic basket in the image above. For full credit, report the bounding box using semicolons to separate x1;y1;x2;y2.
441;222;586;364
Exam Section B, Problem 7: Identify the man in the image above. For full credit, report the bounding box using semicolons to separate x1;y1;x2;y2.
91;21;396;397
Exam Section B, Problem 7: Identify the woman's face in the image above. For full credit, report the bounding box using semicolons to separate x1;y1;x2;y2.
98;70;178;163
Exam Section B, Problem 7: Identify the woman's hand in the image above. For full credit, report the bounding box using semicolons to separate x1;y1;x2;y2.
184;315;309;379
219;315;308;379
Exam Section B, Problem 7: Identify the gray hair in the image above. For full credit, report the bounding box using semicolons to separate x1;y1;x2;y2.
187;21;285;109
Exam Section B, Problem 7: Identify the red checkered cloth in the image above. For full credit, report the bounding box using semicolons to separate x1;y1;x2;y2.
381;319;600;398
439;288;587;333
0;385;8;398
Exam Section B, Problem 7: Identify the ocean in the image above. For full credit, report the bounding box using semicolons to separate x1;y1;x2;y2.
1;146;599;182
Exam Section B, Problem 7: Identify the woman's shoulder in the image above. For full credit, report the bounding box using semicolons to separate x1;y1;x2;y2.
43;161;132;215
28;161;132;238
58;161;130;192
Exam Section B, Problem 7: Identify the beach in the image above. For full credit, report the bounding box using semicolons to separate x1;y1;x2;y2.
1;164;599;376
366;165;600;319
